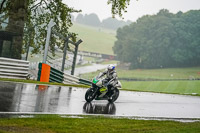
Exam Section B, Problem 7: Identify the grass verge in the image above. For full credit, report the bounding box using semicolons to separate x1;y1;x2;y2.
1;76;199;96
81;67;200;80
121;80;200;96
0;115;200;133
0;78;89;88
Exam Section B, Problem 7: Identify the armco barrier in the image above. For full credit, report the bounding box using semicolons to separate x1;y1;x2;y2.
37;62;92;85
37;63;64;83
63;73;79;85
79;78;92;86
37;63;50;82
50;67;64;83
0;57;29;79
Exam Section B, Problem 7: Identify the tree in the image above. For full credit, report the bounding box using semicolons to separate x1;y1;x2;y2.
113;9;200;68
0;0;79;59
101;17;131;30
84;13;101;27
76;13;84;24
1;0;29;59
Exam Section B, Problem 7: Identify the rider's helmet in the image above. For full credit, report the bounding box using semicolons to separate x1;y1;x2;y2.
107;64;115;72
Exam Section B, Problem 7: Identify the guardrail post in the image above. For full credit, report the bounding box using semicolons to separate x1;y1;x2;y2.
61;35;71;72
43;19;56;63
71;39;82;75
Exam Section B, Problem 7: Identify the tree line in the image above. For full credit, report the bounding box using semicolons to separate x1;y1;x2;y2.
74;13;132;30
113;9;200;69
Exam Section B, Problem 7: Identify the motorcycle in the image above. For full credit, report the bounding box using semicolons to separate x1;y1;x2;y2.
85;73;122;103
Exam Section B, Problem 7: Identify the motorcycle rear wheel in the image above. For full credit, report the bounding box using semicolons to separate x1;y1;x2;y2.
85;88;96;102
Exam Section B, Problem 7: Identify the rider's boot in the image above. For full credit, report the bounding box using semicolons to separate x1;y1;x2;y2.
108;87;115;100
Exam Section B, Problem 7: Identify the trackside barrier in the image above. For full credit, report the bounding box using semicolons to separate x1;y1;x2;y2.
79;78;92;86
50;67;64;83
63;73;79;85
38;63;90;85
0;57;29;79
37;63;64;83
37;63;51;82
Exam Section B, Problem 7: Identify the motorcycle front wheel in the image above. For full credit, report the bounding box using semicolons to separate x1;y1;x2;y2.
108;88;119;103
85;88;96;102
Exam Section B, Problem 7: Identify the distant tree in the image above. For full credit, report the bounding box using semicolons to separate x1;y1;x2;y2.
170;10;200;66
113;9;200;68
84;13;101;27
101;17;131;30
76;14;84;24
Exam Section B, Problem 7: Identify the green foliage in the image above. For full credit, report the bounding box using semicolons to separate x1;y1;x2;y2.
1;0;80;57
24;0;80;55
113;9;200;68
108;0;131;18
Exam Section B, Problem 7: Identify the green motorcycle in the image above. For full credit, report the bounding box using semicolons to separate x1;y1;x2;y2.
85;74;121;103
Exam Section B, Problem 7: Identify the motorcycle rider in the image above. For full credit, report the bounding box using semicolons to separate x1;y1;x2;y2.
99;64;118;100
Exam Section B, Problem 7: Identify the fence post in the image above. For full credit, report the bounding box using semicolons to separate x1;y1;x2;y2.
43;19;55;63
61;35;73;72
71;39;82;75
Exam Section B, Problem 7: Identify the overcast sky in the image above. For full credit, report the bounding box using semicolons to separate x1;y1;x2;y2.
63;0;200;22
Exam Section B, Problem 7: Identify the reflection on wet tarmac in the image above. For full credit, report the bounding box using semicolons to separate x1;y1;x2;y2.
0;81;116;115
1;81;200;119
0;81;84;114
83;102;116;115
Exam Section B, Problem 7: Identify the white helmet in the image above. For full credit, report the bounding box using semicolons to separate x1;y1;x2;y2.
107;64;115;71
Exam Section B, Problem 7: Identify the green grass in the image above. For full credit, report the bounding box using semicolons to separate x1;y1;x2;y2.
69;23;116;55
0;115;200;133
0;78;89;88
117;67;200;79
101;60;119;65
81;67;200;80
80;67;200;95
121;80;200;95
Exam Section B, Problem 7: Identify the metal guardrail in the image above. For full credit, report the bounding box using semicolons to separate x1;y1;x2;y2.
37;63;82;85
0;57;29;79
50;67;64;83
79;78;92;86
63;73;79;85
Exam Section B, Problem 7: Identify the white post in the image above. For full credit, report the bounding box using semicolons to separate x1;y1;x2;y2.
43;19;56;63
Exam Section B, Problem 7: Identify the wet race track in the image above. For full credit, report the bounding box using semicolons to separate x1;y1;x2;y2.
0;81;200;120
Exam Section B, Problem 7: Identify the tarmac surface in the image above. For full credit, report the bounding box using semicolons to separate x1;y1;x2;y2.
0;81;200;120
